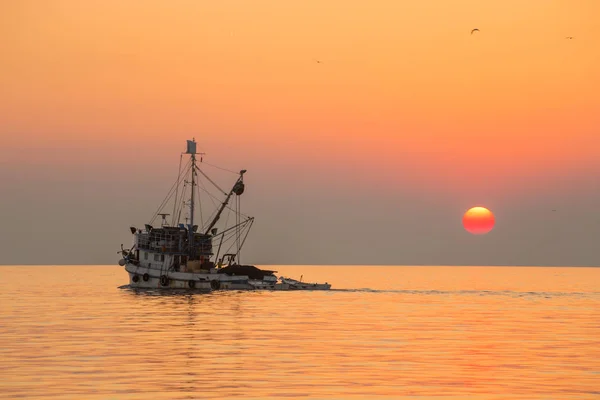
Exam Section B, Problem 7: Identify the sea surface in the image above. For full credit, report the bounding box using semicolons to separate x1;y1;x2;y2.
0;265;598;399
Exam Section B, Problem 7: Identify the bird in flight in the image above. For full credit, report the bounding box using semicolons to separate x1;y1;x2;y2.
314;59;323;64
565;36;574;39
471;28;480;35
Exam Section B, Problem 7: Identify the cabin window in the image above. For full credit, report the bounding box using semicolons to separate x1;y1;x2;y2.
144;252;148;260
161;254;165;262
154;254;160;261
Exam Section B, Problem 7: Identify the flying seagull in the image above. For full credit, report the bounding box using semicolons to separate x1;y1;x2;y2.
314;59;323;64
471;28;480;35
565;36;574;39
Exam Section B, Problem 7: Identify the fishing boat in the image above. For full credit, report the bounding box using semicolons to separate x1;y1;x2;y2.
117;139;330;291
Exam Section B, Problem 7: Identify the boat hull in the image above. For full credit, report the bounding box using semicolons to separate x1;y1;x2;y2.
125;264;292;291
127;272;212;290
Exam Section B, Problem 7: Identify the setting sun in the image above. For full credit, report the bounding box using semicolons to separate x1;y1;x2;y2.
463;207;495;235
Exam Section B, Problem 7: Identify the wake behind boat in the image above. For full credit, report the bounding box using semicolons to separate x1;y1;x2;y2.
117;139;330;291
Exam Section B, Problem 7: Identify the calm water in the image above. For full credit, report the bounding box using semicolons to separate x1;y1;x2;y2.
0;266;598;399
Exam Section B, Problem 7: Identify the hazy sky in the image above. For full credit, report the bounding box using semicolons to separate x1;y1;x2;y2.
1;0;599;266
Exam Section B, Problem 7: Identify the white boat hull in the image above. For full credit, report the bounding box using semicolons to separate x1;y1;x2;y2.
127;272;212;290
125;264;295;291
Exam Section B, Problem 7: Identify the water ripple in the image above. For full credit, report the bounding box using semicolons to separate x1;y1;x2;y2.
1;265;599;399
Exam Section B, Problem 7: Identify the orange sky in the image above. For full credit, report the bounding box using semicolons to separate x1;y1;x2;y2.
1;1;599;265
2;1;598;184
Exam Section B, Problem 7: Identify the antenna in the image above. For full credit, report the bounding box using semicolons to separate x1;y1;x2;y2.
157;213;170;227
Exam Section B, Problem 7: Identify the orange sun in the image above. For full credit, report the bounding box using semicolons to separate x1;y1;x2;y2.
463;206;495;235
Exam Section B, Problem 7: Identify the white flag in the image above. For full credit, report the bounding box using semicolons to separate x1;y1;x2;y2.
186;140;196;154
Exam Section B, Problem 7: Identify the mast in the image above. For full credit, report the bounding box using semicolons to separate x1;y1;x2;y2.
189;151;196;258
185;139;203;259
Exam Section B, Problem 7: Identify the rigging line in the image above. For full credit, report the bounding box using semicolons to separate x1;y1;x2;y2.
221;222;251;257
200;160;239;175
215;236;238;259
220;231;250;256
196;184;251;219
199;194;249;226
195;175;204;228
202;208;220;233
150;187;177;225
150;158;192;225
197;178;219;209
221;232;240;256
237;218;254;256
173;157;195;226
207;208;232;257
197;167;227;195
210;218;252;243
171;153;184;226
176;183;188;225
181;185;189;225
224;223;250;246
217;223;249;242
210;216;252;255
151;184;179;226
218;229;238;245
156;157;191;223
223;206;231;234
215;233;225;263
196;178;220;230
